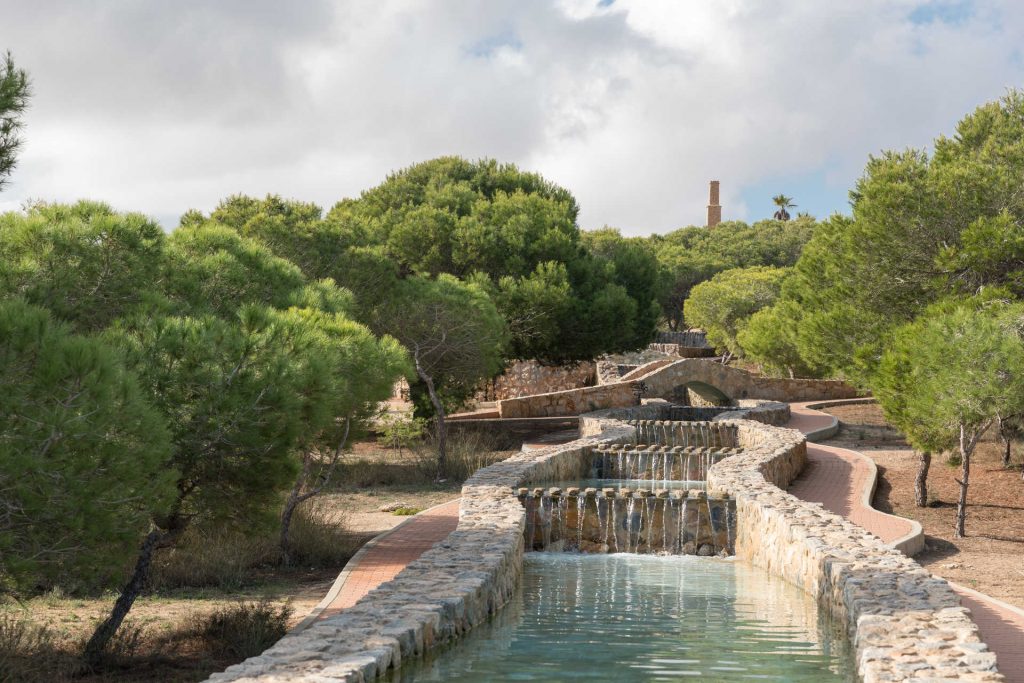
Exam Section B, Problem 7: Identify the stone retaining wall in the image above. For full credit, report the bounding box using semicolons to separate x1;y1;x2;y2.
709;422;1002;682
499;358;859;418
655;330;709;347
209;408;1003;682
475;360;595;401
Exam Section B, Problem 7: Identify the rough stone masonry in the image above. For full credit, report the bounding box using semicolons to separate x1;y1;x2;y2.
207;402;1003;682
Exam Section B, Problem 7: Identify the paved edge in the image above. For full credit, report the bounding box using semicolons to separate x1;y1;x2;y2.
290;498;460;634
793;399;926;556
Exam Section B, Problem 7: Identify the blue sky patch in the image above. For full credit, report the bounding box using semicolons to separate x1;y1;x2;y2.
739;166;853;223
909;0;975;26
465;28;523;59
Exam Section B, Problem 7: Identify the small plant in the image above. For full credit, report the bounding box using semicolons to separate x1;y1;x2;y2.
378;414;428;456
84;620;146;667
188;600;292;660
391;506;421;516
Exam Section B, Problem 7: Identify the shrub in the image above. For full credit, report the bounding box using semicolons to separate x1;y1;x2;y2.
188;601;291;660
432;428;514;481
283;500;357;568
0;613;68;682
149;527;274;591
378;414;428;455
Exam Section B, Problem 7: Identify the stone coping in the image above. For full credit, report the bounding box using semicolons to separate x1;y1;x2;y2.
208;409;1001;682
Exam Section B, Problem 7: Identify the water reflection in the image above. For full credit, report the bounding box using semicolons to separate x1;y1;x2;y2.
389;554;856;682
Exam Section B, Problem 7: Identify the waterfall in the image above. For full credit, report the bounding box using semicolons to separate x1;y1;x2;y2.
705;496;717;555
644;496;655;551
577;494;586;549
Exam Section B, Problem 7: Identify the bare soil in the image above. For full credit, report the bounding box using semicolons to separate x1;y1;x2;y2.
822;403;1024;609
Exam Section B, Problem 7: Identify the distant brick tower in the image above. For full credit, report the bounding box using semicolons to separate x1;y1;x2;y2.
707;180;722;228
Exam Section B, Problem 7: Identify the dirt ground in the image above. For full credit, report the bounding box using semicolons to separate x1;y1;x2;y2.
822;403;1024;609
4;436;516;682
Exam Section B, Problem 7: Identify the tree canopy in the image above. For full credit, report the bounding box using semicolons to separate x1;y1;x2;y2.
327;157;652;362
0;299;174;592
0;201;165;332
373;274;506;472
683;266;789;358
649;217;815;330
0;51;30;191
746;91;1024;382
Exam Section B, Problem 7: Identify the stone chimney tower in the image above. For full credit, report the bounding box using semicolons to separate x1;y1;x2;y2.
707;180;722;228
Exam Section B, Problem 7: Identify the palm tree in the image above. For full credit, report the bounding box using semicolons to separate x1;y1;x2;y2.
772;194;795;221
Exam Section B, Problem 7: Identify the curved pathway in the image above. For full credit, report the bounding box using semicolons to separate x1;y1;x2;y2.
785;400;1024;682
786;401;923;554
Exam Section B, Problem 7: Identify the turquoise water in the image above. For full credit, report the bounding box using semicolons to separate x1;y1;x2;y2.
390;554;855;682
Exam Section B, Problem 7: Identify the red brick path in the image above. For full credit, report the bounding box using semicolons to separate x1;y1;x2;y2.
310;499;461;623
786;401;1024;683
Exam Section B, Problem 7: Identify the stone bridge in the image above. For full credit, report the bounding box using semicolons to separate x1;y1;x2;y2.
497;358;859;418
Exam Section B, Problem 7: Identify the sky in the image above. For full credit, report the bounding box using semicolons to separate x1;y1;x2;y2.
0;0;1022;235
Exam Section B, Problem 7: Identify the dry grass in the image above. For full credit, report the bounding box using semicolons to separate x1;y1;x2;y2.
338;427;516;488
0;613;73;682
181;600;291;661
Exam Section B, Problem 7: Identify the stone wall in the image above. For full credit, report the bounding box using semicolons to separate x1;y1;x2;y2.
709;422;1002;682
498;381;638;418
647;342;717;357
655;330;709;347
475;360;595;401
579;399;788;436
499;358;859;418
209;406;1003;682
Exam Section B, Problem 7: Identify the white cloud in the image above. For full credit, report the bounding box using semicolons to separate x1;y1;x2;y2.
0;0;1021;234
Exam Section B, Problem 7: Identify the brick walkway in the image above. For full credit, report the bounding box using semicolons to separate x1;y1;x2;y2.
786;401;1024;683
302;499;461;626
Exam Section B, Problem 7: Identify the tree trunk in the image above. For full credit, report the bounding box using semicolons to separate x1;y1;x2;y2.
280;420;350;562
954;425;974;539
280;452;313;563
414;357;446;479
914;450;931;507
84;528;170;665
997;415;1013;468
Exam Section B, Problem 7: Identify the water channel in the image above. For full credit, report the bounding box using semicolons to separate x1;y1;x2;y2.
389;554;856;682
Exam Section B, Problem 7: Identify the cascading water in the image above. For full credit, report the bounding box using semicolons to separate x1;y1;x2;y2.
522;409;742;557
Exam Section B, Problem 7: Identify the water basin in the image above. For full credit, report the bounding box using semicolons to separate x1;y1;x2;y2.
389;554;856;682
